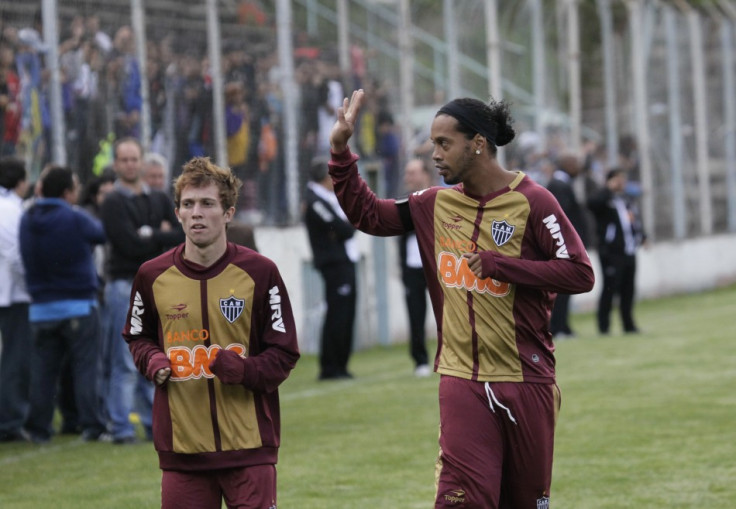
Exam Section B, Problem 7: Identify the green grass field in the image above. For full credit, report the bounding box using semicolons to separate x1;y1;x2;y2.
1;284;734;508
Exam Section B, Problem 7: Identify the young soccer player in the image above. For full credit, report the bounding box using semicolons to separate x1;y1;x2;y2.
123;157;299;509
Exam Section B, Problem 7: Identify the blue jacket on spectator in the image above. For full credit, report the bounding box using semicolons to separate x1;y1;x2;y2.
20;198;106;308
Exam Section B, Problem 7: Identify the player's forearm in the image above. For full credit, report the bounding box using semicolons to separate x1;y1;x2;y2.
241;345;300;393
487;253;595;294
329;147;405;237
127;336;167;379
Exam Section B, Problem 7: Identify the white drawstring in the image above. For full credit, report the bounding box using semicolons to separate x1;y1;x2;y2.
484;382;518;425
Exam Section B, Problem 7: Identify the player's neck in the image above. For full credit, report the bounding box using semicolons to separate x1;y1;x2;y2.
463;164;516;197
183;237;228;268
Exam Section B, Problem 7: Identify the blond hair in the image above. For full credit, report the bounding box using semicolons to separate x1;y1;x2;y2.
174;157;242;211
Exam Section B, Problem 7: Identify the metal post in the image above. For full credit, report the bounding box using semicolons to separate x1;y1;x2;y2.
398;0;414;166
306;0;318;36
664;8;686;239
597;0;619;169
276;0;300;224
485;0;502;101
205;0;226;167
484;0;505;166
555;0;566;103
443;0;460;100
722;20;736;233
626;0;655;240
566;0;581;153
530;0;546;135
337;0;350;78
688;10;712;235
131;0;150;152
42;0;66;165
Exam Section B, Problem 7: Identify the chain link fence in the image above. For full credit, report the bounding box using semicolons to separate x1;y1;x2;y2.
2;0;734;239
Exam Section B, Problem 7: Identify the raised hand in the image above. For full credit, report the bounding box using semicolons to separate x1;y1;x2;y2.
329;89;365;153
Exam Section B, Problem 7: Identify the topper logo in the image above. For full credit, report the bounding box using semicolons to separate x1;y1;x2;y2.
168;343;246;381
437;251;510;297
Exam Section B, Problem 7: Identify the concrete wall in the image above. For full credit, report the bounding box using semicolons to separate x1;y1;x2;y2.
574;233;736;313
256;227;736;353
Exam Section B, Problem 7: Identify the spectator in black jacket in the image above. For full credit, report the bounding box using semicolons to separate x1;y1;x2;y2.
398;158;432;376
100;137;184;444
587;168;645;335
304;157;359;380
546;152;589;339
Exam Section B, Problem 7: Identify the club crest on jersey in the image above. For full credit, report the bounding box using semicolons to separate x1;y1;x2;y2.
220;295;245;323
491;219;515;247
536;496;550;509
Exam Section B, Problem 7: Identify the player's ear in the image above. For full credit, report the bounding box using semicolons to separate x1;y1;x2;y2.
473;134;486;153
223;206;235;223
175;208;182;223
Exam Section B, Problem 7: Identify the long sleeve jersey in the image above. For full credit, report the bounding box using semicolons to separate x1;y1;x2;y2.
123;242;300;471
329;148;594;383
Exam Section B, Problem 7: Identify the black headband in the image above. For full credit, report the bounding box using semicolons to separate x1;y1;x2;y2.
437;101;496;146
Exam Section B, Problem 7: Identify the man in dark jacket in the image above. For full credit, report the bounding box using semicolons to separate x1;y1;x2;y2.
587;168;645;334
399;158;432;376
100;137;184;444
546;152;589;338
20;165;109;442
304;157;359;380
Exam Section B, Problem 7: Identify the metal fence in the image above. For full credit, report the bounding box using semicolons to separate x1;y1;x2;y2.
3;0;735;240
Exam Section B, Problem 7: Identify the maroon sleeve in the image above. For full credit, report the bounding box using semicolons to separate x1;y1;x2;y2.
328;147;406;236
240;258;300;394
478;181;594;294
123;262;170;380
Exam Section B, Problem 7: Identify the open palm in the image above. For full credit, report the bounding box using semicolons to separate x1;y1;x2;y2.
329;89;365;153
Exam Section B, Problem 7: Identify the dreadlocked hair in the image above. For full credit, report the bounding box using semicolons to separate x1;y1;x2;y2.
450;97;516;149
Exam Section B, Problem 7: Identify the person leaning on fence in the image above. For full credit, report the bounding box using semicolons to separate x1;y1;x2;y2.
327;89;594;508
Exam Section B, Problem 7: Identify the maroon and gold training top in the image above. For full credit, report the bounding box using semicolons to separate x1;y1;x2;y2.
123;242;299;471
330;148;594;384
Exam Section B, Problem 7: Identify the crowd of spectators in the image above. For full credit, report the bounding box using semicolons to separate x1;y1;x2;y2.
0;7;405;443
0;9;401;226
